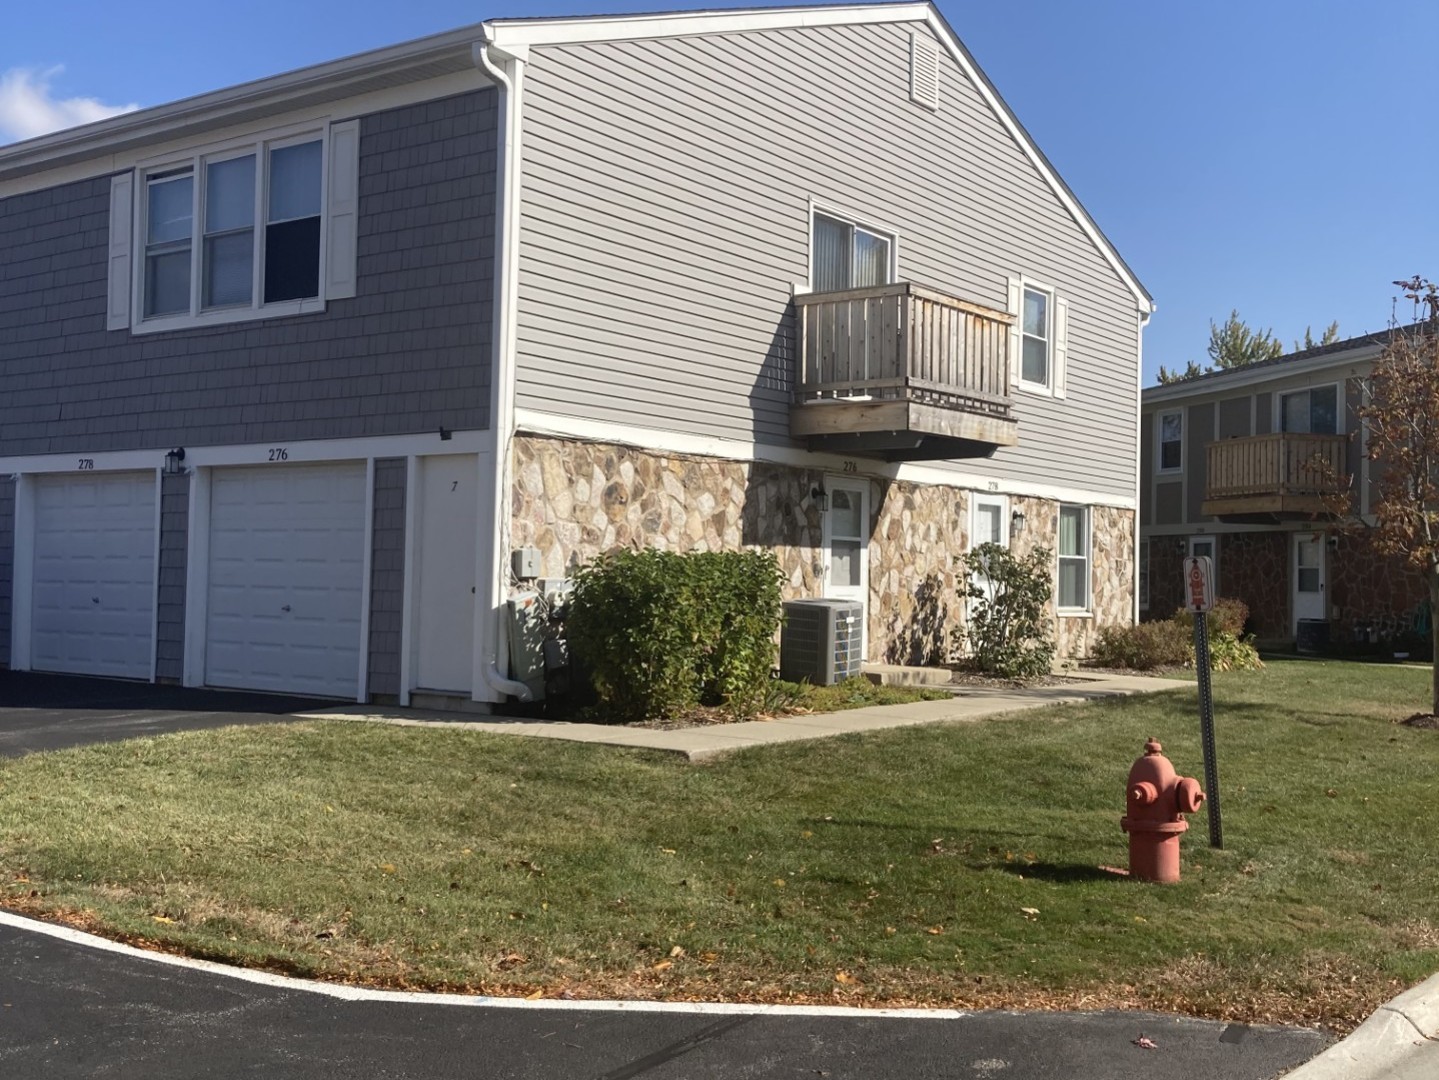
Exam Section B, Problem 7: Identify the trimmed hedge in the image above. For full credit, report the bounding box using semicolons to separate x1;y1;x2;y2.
1094;597;1263;672
565;548;785;722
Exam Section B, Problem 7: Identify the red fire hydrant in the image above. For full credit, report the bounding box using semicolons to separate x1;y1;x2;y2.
1120;738;1205;883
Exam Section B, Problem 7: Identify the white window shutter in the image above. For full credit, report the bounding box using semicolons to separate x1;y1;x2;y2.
324;119;360;300
107;173;133;331
1006;277;1021;384
1053;297;1070;398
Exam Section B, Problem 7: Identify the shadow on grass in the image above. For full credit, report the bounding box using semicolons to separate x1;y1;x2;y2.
987;861;1130;884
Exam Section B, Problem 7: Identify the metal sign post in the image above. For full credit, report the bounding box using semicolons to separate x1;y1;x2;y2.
1184;555;1223;849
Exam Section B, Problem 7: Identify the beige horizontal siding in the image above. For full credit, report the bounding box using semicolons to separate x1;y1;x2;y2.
517;20;1141;496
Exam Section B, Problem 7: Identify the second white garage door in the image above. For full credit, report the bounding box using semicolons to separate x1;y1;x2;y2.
205;463;367;697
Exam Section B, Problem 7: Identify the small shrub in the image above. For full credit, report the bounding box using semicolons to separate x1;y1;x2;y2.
1175;596;1248;638
1094;620;1190;670
565;548;784;722
1206;629;1265;672
957;543;1056;679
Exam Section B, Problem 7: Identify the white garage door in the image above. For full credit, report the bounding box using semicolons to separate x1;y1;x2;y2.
206;463;367;697
32;472;156;679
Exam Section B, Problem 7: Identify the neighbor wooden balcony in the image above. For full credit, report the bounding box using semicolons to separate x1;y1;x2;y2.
791;282;1019;461
1202;433;1346;520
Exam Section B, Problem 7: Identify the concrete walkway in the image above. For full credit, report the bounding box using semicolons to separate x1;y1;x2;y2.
304;673;1184;761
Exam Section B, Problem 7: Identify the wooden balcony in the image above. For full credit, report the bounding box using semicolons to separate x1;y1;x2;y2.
791;282;1018;461
1202;433;1346;520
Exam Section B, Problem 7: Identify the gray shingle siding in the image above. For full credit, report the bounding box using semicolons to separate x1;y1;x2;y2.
0;477;13;668
155;471;189;681
0;89;496;459
515;22;1142;499
367;457;407;698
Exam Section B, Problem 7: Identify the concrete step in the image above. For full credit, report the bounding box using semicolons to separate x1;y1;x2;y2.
862;663;955;688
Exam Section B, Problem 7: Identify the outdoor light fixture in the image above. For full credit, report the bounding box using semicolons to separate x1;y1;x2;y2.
810;483;829;513
1010;508;1026;535
438;426;452;441
1175;539;1187;554
162;448;186;476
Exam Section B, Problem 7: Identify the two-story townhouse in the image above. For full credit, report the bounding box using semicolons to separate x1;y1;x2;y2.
1139;330;1427;648
0;2;1152;708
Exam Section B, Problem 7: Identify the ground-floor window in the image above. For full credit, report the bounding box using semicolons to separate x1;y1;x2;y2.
1057;504;1090;612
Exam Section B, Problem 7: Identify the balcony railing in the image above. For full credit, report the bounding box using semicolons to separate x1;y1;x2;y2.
791;282;1018;461
1202;433;1346;518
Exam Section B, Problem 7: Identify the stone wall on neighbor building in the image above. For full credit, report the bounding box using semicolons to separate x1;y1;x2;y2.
1218;531;1289;639
510;434;1136;665
1328;531;1429;638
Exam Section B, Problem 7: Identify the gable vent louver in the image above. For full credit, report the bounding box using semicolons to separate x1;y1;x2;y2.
909;33;940;111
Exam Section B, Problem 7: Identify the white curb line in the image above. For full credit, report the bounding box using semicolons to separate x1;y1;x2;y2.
0;909;964;1019
1278;972;1439;1079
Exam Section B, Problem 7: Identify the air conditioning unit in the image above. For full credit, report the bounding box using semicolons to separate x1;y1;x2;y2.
780;599;864;686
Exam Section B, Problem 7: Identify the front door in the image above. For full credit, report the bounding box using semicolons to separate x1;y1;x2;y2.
415;454;478;692
822;478;869;656
1293;534;1327;630
969;495;1009;612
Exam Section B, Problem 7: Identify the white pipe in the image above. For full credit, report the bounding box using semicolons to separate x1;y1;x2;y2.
473;39;532;703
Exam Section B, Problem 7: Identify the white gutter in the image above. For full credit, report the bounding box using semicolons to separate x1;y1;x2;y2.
473;38;532;704
1134;308;1149;624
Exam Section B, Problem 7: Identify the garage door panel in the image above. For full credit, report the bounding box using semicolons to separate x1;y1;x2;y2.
31;472;156;680
205;463;366;698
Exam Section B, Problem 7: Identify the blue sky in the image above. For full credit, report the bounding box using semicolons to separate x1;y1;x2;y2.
4;1;1434;384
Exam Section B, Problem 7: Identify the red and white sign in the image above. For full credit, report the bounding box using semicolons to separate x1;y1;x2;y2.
1184;555;1214;614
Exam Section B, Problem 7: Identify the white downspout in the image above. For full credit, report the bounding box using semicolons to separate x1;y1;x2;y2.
474;38;532;702
1134;304;1153;624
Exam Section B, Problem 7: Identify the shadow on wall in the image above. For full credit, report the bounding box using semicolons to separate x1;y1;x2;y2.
884;571;952;667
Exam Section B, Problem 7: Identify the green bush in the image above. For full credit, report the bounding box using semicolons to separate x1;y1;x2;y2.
1094;620;1190;670
565;548;784;722
957;543;1056;679
1094;596;1263;673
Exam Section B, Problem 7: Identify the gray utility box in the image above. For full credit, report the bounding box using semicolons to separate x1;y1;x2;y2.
780;599;864;686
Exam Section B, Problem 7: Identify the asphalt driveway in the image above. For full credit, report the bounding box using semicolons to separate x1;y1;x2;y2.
0;670;328;757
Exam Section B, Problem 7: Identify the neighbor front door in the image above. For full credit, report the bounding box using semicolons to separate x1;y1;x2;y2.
1293;533;1327;631
822;477;869;657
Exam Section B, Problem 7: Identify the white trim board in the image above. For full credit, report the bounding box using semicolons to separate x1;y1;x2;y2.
0;909;968;1019
515;408;1137;510
0;71;492;201
0;429;491;478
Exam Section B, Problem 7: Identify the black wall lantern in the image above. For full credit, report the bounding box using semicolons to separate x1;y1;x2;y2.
1010;508;1026;536
162;447;186;476
810;482;829;513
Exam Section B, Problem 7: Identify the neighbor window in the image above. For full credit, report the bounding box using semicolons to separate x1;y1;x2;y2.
1020;285;1052;387
1279;386;1338;435
142;135;323;321
811;211;893;293
1158;410;1183;471
1057;504;1090;611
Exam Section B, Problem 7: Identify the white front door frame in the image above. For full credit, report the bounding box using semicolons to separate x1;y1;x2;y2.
411;453;479;694
1292;531;1328;633
821;475;870;658
969;493;1010;616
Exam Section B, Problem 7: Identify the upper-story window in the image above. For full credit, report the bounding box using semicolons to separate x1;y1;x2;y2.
1158;409;1183;471
110;118;359;335
1020;285;1052;387
143;137;322;321
1279;385;1338;434
1007;275;1067;397
811;210;894;293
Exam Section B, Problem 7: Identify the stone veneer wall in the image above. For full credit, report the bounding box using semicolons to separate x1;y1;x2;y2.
1329;531;1428;635
511;435;1135;664
1220;532;1289;638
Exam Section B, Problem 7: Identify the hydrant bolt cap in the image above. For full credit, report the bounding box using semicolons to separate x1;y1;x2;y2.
1144;737;1163;755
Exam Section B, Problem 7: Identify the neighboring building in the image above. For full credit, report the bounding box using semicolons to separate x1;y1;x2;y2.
1140;331;1427;646
0;2;1153;707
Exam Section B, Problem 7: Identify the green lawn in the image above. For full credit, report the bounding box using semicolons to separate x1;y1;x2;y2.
1;658;1435;1029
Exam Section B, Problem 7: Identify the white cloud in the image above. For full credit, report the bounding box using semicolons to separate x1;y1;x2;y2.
0;66;139;143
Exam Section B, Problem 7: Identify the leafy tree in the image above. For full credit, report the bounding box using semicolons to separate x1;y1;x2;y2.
1334;277;1439;715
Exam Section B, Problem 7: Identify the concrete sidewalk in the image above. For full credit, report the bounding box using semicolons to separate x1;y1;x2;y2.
1279;972;1439;1080
304;672;1184;760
